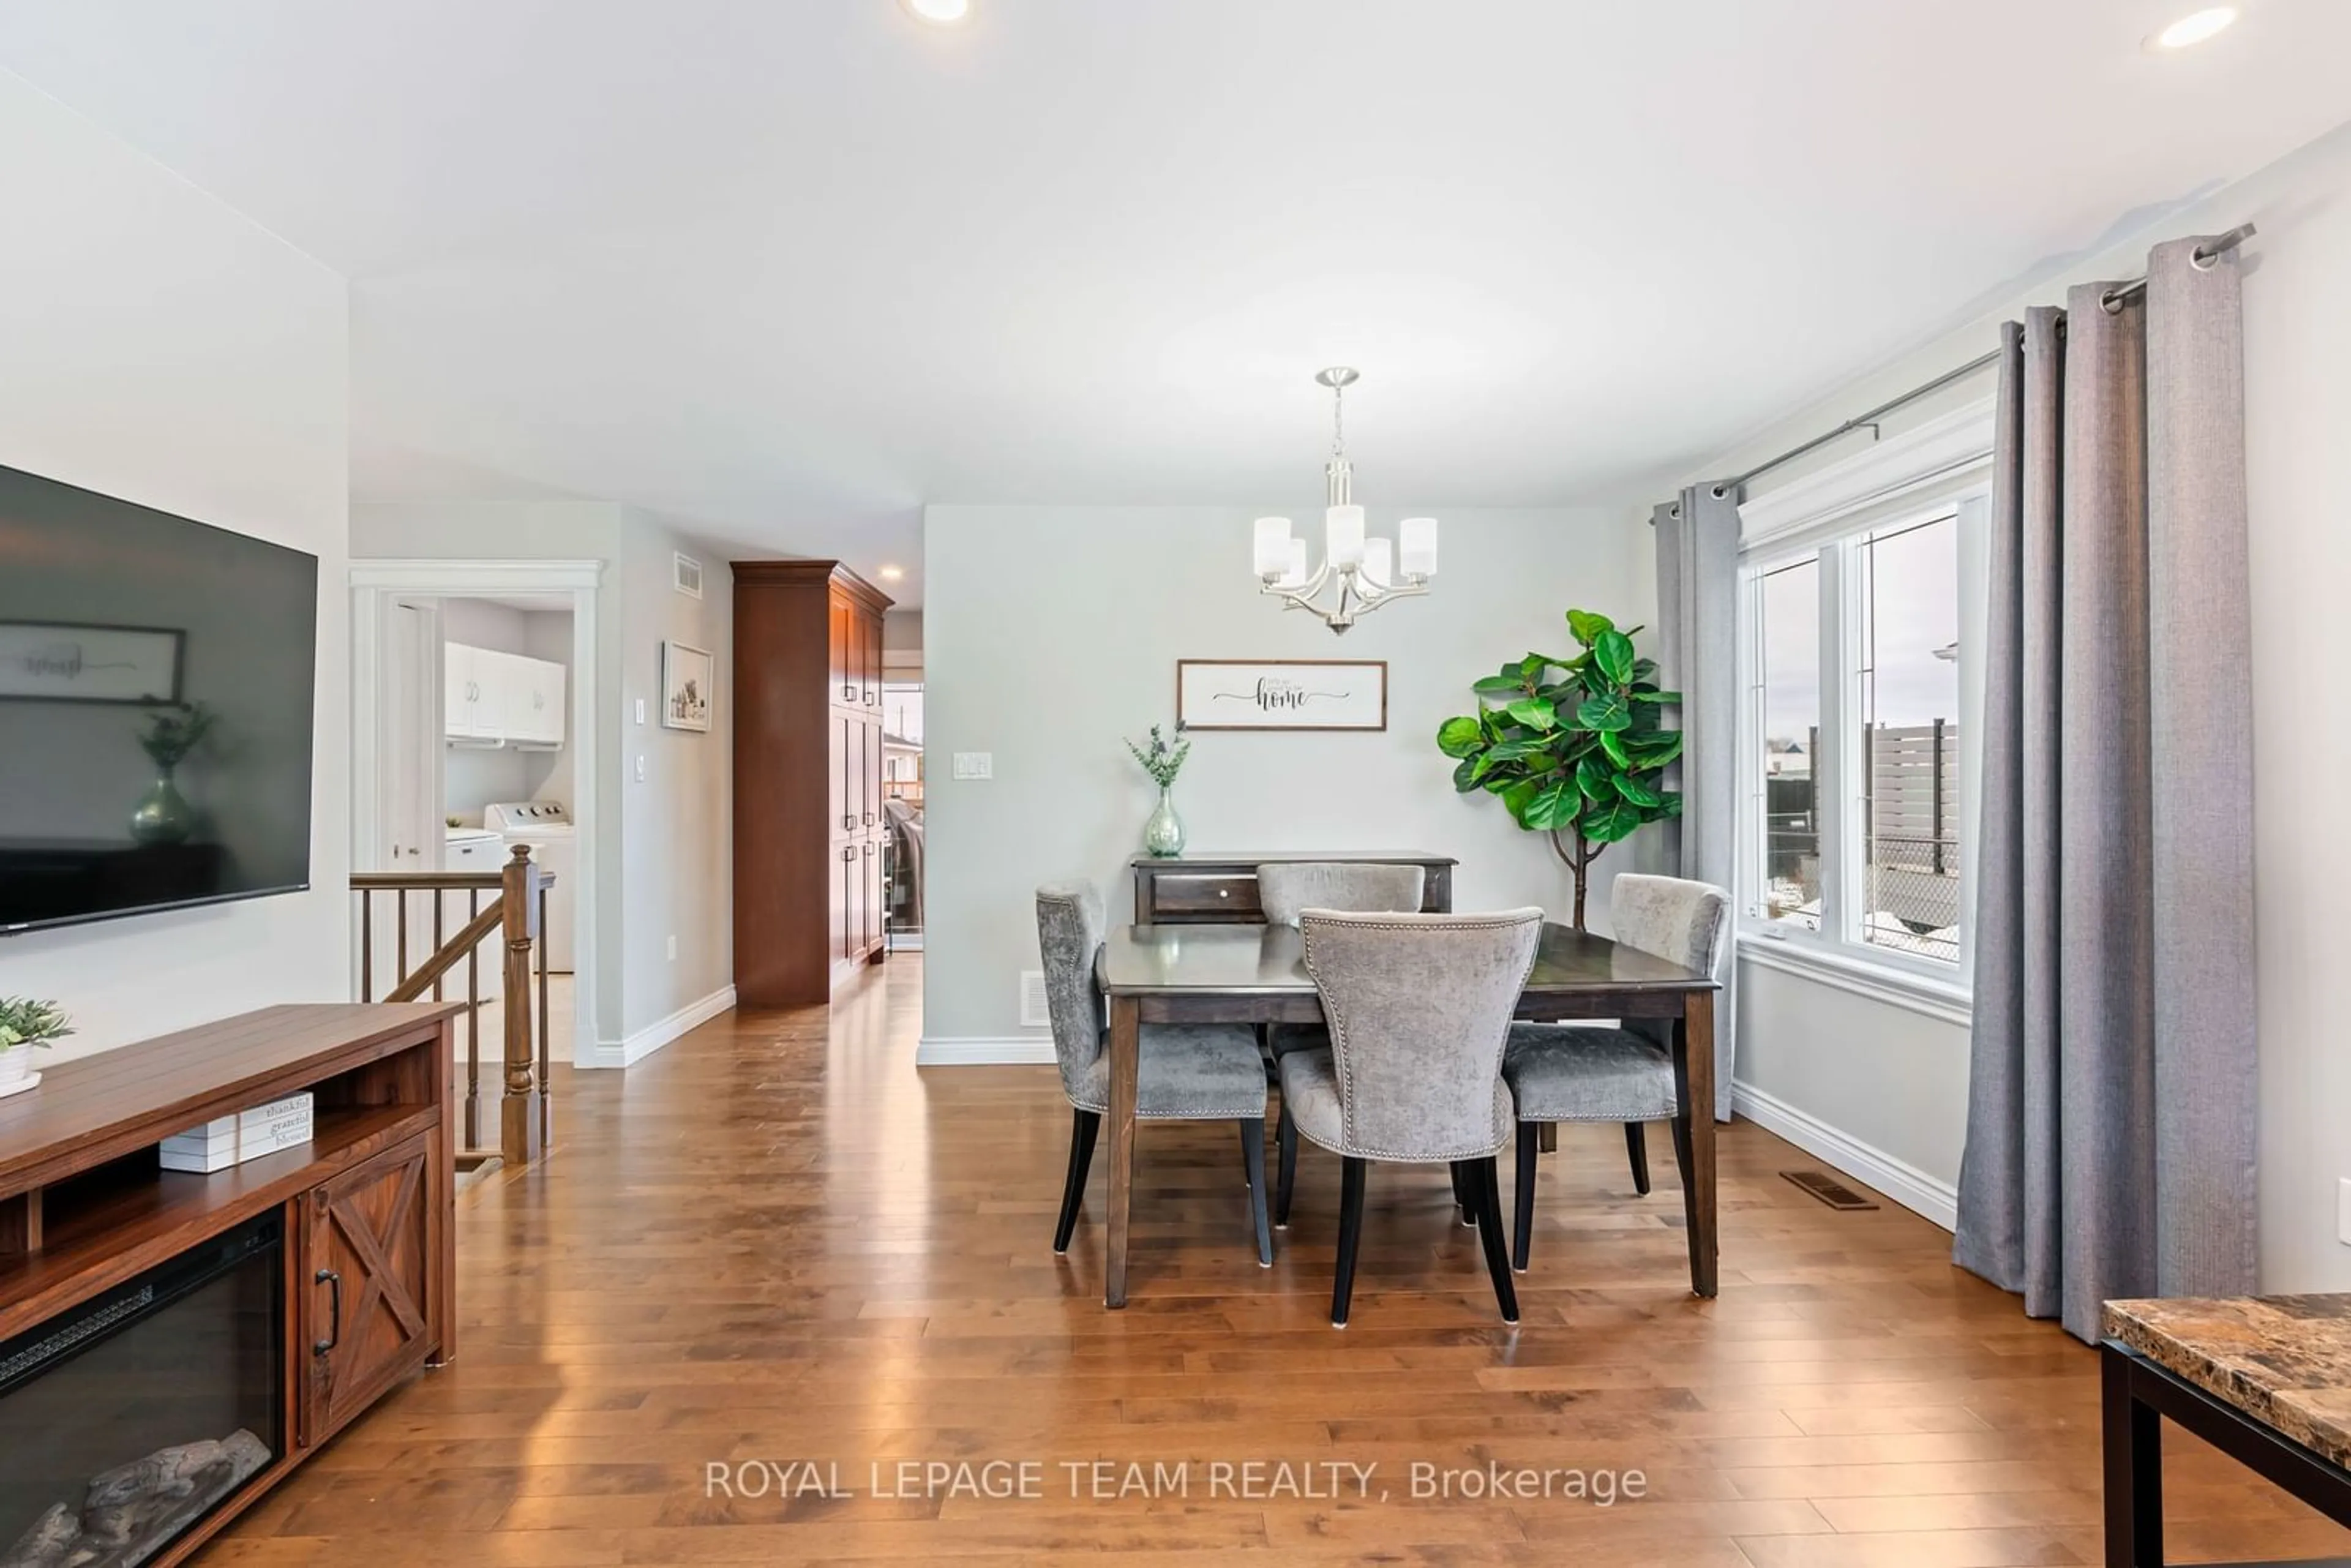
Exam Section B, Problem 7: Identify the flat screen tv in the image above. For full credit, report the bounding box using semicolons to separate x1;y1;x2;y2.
0;463;318;934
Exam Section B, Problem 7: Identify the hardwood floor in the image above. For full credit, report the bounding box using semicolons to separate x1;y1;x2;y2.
207;957;2351;1566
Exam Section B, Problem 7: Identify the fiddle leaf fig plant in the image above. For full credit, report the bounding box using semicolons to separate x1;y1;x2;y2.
1435;609;1684;929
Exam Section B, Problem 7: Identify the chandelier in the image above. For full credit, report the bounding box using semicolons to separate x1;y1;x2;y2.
1252;367;1438;633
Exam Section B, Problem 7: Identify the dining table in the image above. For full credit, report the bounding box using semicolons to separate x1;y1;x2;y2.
1093;918;1721;1309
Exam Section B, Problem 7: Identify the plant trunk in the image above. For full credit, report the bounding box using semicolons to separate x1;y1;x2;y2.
1547;831;1603;932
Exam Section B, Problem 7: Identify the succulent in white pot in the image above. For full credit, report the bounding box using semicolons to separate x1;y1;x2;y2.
0;997;72;1090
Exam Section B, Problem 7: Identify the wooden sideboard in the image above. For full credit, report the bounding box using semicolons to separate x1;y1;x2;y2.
732;560;895;1005
0;1003;460;1567
1130;851;1458;925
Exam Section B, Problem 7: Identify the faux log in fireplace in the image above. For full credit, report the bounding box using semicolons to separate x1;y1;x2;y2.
0;1005;460;1568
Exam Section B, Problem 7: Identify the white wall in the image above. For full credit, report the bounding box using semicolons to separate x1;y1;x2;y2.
350;501;732;1060
615;517;732;1042
922;504;1643;1051
1670;118;2351;1289
0;67;350;1060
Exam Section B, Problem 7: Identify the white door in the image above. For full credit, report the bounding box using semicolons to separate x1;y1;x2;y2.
369;602;438;997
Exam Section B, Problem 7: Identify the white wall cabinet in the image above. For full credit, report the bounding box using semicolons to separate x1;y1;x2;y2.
444;642;566;748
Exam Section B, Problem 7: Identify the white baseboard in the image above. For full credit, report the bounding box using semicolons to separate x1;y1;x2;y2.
915;1035;1056;1067
888;932;924;951
1731;1079;1957;1231
583;984;737;1070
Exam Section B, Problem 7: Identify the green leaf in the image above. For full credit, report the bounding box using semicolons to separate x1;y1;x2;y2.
1500;776;1544;825
1451;757;1482;793
1518;653;1551;685
1631;657;1661;683
1629;688;1681;703
1482;737;1556;763
1576;753;1613;801
1435;715;1485;758
1599;728;1632;768
1582;797;1644;843
1575;692;1632;732
1524;779;1583;832
1565;608;1615;647
1662;791;1684;819
1504;697;1558;731
1611;772;1665;808
1472;674;1524;702
1591;629;1635;686
1624;732;1685;769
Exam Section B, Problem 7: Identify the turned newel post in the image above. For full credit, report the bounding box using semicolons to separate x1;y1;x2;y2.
500;844;546;1167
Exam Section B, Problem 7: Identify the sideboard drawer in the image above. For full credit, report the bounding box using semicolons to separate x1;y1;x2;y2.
1142;871;1264;922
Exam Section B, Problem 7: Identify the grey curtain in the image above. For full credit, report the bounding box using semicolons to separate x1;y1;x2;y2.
1953;237;2256;1341
1653;484;1741;1119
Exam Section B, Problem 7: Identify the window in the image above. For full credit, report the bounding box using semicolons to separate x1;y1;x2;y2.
1739;497;1982;986
1755;558;1821;932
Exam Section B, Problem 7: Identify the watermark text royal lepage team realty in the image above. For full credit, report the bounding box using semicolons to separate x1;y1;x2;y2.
707;1458;1649;1506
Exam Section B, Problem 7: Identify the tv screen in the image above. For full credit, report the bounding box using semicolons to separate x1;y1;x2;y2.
0;463;318;934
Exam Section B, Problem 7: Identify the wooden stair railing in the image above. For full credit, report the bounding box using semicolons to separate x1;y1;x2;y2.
353;844;553;1171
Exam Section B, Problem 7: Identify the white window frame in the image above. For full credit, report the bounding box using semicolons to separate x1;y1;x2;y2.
1731;398;1995;1024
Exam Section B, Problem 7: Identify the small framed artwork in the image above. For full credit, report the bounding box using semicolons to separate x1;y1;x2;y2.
0;621;184;704
1177;659;1387;732
661;640;713;732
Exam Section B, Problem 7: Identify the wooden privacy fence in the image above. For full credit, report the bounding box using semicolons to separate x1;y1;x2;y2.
351;844;553;1172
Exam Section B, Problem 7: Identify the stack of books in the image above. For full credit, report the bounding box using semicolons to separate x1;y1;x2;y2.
160;1092;315;1174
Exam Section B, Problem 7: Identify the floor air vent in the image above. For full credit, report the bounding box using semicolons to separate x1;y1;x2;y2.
1780;1169;1880;1211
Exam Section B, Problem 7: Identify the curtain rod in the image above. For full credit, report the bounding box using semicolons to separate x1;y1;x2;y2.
1705;223;2256;500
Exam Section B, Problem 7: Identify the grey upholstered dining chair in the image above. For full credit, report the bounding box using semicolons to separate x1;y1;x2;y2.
1256;861;1427;1068
1036;882;1275;1266
1275;907;1543;1326
1503;873;1728;1272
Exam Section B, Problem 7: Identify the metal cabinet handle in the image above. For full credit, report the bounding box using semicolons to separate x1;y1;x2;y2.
864;812;874;826
864;843;874;858
313;1268;343;1357
844;683;857;700
1217;889;1229;899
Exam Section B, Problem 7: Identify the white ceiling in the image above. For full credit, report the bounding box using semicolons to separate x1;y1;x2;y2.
4;1;2348;606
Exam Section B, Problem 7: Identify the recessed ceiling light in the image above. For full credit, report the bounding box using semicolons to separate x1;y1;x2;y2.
901;0;970;24
877;564;906;581
2148;6;2239;50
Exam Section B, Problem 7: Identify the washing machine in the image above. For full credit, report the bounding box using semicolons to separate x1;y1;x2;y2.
483;800;576;971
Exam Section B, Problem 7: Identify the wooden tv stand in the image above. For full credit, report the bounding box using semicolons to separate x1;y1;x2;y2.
0;1002;461;1567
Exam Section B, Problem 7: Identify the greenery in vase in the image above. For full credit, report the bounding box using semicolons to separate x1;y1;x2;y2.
0;997;73;1053
137;701;216;770
1435;608;1684;929
1124;724;1191;789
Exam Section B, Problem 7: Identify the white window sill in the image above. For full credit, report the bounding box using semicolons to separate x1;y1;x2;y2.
1736;932;1972;1029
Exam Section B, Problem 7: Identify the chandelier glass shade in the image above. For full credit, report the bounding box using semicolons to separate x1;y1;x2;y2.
1253;368;1438;632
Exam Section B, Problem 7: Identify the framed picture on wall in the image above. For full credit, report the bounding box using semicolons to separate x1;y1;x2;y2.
0;621;184;704
661;640;713;732
1176;659;1387;732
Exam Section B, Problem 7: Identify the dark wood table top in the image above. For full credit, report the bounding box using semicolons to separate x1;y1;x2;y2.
2104;1294;2351;1470
1128;850;1459;867
1100;920;1715;997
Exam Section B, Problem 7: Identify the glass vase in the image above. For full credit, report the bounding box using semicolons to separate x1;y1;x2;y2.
129;765;195;846
1142;784;1187;858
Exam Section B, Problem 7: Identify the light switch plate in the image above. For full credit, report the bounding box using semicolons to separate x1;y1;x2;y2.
635;754;647;782
2339;1179;2351;1246
635;698;646;725
953;752;993;780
